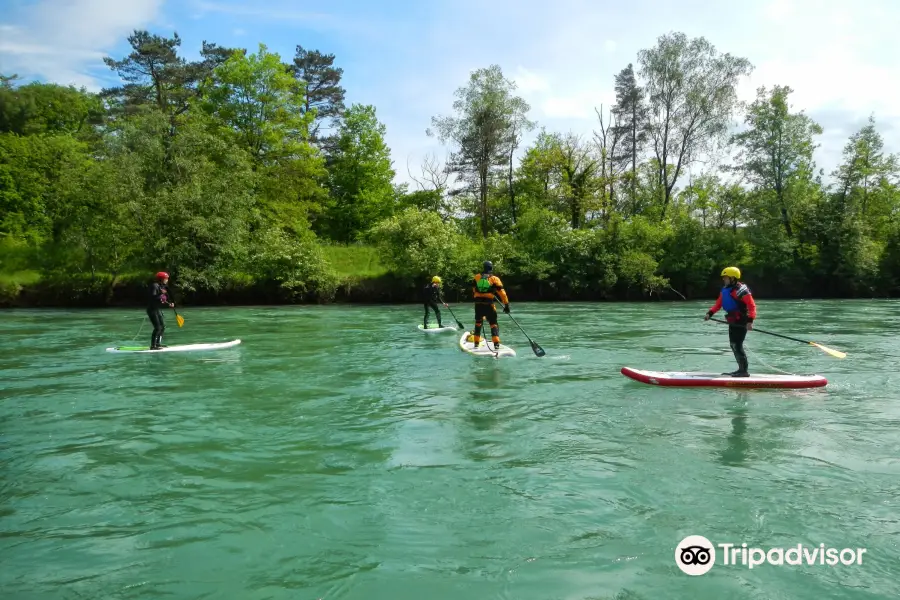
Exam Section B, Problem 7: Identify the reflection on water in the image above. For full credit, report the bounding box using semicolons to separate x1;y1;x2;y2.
719;395;750;467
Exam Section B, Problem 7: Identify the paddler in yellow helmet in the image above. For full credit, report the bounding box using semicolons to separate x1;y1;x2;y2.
704;266;757;377
422;275;448;329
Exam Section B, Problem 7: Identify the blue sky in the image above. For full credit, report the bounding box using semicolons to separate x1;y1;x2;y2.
2;0;898;188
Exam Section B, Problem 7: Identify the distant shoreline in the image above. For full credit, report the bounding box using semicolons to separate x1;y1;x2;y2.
2;277;894;309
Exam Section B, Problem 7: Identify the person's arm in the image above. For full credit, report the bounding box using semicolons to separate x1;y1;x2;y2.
739;288;756;323
705;293;722;319
492;276;510;307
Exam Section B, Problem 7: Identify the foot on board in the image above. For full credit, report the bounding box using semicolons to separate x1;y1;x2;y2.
725;370;750;377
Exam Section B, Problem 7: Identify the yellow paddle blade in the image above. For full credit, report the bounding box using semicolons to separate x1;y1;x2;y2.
176;314;185;327
811;342;845;359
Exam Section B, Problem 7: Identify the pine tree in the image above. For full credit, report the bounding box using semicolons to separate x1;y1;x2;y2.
611;64;648;212
292;46;346;146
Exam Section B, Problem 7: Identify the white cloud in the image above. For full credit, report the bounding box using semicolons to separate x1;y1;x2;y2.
763;0;795;22
0;0;164;90
382;0;900;187
513;66;550;94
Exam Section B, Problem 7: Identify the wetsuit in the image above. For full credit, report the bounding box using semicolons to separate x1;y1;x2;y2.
423;283;444;329
472;272;510;349
147;282;170;349
707;282;757;375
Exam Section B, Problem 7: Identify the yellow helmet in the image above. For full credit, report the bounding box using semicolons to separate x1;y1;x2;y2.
432;276;441;284
721;266;741;279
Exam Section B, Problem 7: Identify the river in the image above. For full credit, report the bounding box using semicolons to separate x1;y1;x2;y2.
1;300;898;599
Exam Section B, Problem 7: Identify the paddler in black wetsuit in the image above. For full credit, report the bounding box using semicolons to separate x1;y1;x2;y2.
148;272;174;350
422;276;448;329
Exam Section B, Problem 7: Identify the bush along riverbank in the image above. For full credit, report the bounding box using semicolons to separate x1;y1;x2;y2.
2;233;898;309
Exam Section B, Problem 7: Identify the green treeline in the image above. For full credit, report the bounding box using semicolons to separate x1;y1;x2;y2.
2;30;899;307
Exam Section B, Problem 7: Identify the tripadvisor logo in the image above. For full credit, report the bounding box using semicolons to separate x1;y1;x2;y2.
675;535;867;575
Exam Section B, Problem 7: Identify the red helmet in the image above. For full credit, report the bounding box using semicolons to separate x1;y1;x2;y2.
156;272;169;280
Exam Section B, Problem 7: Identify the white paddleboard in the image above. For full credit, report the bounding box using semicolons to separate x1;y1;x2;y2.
418;324;458;333
106;339;242;354
458;331;516;358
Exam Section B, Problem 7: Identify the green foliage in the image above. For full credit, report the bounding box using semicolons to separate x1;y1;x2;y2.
202;43;314;163
367;207;476;285
0;79;104;137
249;227;337;300
429;65;534;238
3;28;900;305
319;244;387;279
323;104;396;242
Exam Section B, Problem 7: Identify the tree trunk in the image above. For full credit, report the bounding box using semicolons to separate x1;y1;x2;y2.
480;168;489;239
508;146;517;225
631;105;637;209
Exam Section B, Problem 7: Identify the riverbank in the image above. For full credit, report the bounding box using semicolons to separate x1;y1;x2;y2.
3;241;897;309
2;271;895;308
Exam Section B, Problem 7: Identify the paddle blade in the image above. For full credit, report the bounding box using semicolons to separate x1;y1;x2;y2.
176;313;184;327
531;341;545;357
811;342;845;359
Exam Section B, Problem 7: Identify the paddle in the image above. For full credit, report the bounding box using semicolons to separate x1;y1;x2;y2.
709;317;845;359
443;303;465;330
173;307;184;327
502;308;545;357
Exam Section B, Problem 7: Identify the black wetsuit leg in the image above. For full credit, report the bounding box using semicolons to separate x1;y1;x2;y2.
728;324;748;374
148;308;165;348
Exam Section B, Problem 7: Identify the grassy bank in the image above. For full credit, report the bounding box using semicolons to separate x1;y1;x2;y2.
0;243;402;307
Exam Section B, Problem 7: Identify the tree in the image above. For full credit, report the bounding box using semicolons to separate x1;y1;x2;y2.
292;46;346;146
611;64;649;211
108;110;257;291
594;105;624;217
832;115;899;227
325;104;396;242
731;85;822;237
428;65;531;238
638;32;753;217
202;43;314;165
102;31;240;125
518;131;600;228
202;44;326;232
0;79;104;137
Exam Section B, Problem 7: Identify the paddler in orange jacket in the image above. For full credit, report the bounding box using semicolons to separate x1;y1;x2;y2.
471;260;510;350
704;266;757;377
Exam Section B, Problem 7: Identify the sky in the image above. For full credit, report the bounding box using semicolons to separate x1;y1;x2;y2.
2;0;899;189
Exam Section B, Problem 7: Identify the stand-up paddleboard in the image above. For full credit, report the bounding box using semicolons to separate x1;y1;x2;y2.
106;339;242;354
418;324;458;333
458;331;516;358
620;367;827;389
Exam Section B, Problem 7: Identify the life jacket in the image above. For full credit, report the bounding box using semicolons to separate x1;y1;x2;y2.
149;283;168;309
474;273;495;299
721;283;750;314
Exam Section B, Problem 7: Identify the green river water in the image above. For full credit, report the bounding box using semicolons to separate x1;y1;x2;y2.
2;300;899;599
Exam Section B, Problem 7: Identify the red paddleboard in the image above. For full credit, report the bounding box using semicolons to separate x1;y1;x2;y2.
620;367;827;389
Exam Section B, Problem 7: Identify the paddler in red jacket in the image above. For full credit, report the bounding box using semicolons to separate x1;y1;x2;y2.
704;266;757;377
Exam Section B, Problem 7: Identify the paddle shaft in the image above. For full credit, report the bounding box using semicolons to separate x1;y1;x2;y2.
443;303;465;329
493;295;545;356
709;317;811;345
